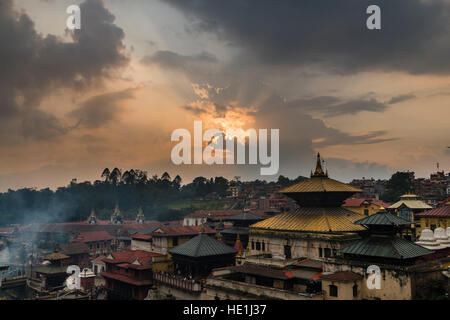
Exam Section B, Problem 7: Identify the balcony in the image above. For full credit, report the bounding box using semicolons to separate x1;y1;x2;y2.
153;272;202;293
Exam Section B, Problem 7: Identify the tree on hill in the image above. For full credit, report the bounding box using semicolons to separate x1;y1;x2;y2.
381;171;413;203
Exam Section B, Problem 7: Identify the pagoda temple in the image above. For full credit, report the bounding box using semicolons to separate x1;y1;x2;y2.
135;207;145;225
110;203;124;225
87;209;98;225
168;229;237;278
249;153;365;260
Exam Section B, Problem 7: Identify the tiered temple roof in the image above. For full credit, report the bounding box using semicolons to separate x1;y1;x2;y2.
389;193;432;210
251;153;365;235
169;232;237;258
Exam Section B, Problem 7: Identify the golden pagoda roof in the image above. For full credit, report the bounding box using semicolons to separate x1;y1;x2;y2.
43;252;70;261
250;207;365;233
280;176;362;193
279;153;362;194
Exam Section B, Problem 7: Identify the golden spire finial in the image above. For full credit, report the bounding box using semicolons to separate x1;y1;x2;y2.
311;152;328;177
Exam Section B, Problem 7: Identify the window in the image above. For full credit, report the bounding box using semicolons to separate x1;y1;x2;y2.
262;242;265;251
364;209;369;216
173;237;178;246
324;248;331;258
251;241;255;250
256;242;261;250
353;284;358;297
318;248;323;257
332;249;337;256
329;285;338;297
284;245;292;259
97;243;100;249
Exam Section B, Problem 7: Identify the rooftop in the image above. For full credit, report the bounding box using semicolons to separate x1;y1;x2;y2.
415;205;450;218
153;225;216;237
320;271;363;282
354;211;412;227
71;231;113;243
250;207;366;233
341;235;433;260
342;198;391;208
169;233;237;258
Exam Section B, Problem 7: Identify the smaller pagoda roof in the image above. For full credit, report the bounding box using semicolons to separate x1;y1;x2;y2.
389;193;432;210
169;233;237;258
43;252;70;261
354;212;412;227
341;235;433;260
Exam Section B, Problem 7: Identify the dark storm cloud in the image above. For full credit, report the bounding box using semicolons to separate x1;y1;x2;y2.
68;88;135;129
387;94;416;105
141;50;219;82
163;0;450;74
0;0;128;144
287;96;387;117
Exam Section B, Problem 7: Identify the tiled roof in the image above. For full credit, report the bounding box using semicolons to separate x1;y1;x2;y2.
101;271;153;286
250;207;366;233
132;233;152;241
389;199;432;210
169;233;237;258
372;200;391;208
342;198;391;208
294;259;323;270
341;235;433;259
71;231;113;243
43;252;70;261
60;242;90;255
103;250;162;268
153;225;216;237
92;255;106;263
320;271;363;282
280;176;362;194
354;212;412;227
415;206;450;218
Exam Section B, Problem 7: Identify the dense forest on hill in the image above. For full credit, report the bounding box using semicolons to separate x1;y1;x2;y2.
0;168;304;226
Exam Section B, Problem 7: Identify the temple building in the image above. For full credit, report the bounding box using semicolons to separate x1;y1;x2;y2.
110;203;124;225
249;153;365;261
342;198;390;216
414;205;450;234
168;229;237;279
321;210;437;300
135;207;145;225
388;192;432;240
101;250;163;300
87;209;98;225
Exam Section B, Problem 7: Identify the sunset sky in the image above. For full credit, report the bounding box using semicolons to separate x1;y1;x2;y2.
1;0;450;191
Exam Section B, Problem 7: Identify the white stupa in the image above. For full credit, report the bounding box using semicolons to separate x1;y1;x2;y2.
434;227;450;247
415;228;443;250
